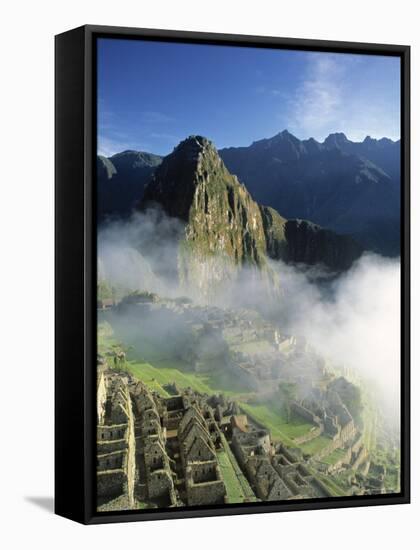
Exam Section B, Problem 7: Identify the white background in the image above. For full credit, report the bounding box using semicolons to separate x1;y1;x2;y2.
0;0;417;548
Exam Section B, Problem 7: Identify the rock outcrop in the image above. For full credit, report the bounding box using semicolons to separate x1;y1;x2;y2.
142;136;267;267
259;210;363;271
139;136;363;297
142;136;275;300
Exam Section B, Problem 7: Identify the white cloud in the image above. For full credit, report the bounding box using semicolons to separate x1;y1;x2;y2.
286;53;400;142
287;53;344;140
97;135;148;157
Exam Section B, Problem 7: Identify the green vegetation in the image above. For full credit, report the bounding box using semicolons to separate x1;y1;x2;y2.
217;451;243;502
98;321;117;350
98;322;129;375
217;450;257;503
218;434;257;503
126;359;251;399
121;290;159;304
99;321;253;398
98;321;397;499
278;381;298;421
98;280;114;301
315;472;348;497
330;377;363;427
127;360;210;395
361;395;377;451
323;447;348;466
260;205;287;260
135;500;153;510
370;443;400;494
299;435;332;456
230;340;273;354
239;402;314;446
384;464;400;493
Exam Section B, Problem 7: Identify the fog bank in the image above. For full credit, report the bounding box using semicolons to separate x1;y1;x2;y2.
98;211;400;422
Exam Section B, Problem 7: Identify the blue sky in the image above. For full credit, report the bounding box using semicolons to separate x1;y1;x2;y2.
97;38;401;157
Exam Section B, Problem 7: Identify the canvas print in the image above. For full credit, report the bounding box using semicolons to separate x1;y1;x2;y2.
96;38;401;512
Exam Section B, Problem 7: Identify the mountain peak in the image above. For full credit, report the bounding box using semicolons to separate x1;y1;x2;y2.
111;149;137;156
324;132;349;147
274;129;299;141
175;134;212;148
167;135;220;168
363;135;377;144
142;135;230;221
141;136;272;294
278;129;292;137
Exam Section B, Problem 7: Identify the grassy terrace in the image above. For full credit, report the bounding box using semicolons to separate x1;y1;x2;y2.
299;435;332;456
239;402;314;446
127;360;209;396
322;447;348;466
99;321;332;458
126;359;252;399
217;448;257;503
218;434;257;503
127;355;321;452
315;472;347;497
99;320;252;398
217;451;245;503
230;340;274;354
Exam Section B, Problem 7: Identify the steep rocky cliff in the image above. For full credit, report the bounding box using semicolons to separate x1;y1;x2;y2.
283;219;363;271
142;136;274;300
141;136;362;298
142;136;267;267
259;206;362;271
259;206;288;261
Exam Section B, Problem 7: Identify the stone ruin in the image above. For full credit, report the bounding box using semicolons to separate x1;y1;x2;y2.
230;423;329;501
97;350;375;510
97;359;232;510
96;364;136;509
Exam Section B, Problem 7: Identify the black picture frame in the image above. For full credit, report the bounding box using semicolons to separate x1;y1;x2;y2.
55;24;410;525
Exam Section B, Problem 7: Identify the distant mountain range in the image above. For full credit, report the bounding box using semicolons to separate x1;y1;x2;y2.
101;136;363;290
97;130;400;258
97;150;162;219
220;131;400;256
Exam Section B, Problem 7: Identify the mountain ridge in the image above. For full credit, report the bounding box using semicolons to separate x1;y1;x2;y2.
97;150;163;220
141;135;363;281
97;129;400;256
219;130;400;256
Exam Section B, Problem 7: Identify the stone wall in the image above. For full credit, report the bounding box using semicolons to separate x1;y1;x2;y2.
148;470;175;501
186;479;226;506
97;425;128;441
189;460;219;483
97;470;126;500
314;421;357;461
96;372;136;508
97;450;126;471
97;438;128;454
352;446;368;471
293;425;323;445
291;401;321;425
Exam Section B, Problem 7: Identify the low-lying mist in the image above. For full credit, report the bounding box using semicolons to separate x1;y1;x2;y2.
98;210;401;424
272;254;401;425
98;209;184;297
